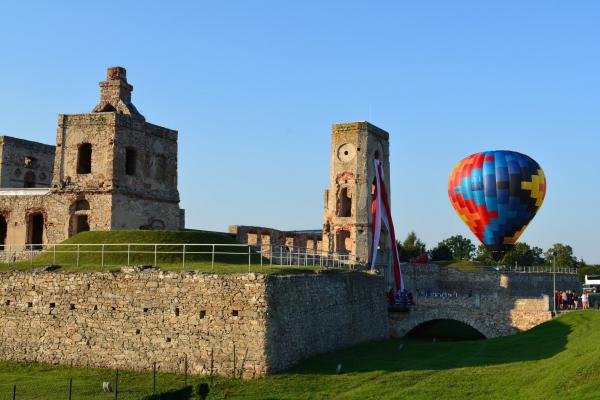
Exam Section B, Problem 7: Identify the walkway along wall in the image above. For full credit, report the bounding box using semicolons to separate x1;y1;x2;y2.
0;270;387;378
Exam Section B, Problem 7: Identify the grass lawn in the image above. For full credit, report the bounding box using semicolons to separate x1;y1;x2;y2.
1;312;600;399
0;230;321;275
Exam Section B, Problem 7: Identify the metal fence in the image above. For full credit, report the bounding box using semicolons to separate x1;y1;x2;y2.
0;242;358;272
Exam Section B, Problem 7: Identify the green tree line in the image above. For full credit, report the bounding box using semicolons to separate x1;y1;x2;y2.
396;231;590;268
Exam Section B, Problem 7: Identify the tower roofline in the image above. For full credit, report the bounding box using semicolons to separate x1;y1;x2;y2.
332;121;389;139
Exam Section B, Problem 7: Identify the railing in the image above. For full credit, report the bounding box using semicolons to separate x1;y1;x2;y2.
0;242;359;272
489;265;578;274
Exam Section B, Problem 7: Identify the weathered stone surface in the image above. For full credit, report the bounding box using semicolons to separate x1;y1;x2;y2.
0;270;387;378
0;67;184;250
322;122;392;264
389;295;553;338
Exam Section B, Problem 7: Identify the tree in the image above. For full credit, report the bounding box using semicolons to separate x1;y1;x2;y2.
474;244;495;265
544;243;578;268
502;243;535;266
438;235;475;260
430;243;453;261
397;231;426;262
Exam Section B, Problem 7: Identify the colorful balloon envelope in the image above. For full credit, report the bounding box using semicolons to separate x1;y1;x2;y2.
448;150;546;261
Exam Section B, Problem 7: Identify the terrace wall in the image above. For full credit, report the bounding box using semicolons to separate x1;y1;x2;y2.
0;270;387;377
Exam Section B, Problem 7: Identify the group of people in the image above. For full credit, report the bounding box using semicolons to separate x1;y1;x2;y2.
387;288;414;307
554;290;591;310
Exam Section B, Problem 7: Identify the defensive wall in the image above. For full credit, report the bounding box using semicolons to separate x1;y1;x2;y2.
0;269;387;378
387;264;581;338
399;263;581;296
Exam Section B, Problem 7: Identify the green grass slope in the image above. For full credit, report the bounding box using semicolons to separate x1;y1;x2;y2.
0;230;317;274
0;312;599;399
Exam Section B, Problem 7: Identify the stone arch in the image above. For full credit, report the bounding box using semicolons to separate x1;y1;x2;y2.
69;198;91;237
26;209;46;249
392;307;499;339
404;318;486;340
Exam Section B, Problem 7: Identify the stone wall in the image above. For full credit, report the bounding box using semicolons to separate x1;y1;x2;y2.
0;191;112;247
0;270;387;377
399;264;581;297
264;272;388;372
228;225;322;253
0;136;55;188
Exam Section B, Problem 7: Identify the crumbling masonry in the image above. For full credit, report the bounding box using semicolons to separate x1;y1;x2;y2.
0;67;184;250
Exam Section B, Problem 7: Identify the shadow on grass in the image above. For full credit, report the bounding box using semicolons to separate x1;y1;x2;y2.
289;316;572;375
141;385;193;399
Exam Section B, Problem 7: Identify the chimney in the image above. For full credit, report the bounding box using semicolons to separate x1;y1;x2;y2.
92;66;142;117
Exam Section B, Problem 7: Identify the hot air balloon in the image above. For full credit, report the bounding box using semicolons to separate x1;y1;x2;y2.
448;150;546;261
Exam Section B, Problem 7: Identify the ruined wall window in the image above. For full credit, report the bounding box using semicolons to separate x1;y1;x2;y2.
125;148;137;176
77;143;92;174
23;171;35;188
28;213;44;249
0;216;6;247
336;187;352;217
336;230;351;254
75;215;90;233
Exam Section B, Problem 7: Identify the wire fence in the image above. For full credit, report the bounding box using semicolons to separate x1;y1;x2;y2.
0;242;359;272
0;355;222;400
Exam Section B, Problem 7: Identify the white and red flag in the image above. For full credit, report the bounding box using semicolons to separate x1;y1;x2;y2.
370;159;404;291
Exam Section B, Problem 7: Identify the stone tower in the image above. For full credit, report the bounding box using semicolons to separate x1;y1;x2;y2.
52;66;184;234
322;122;392;263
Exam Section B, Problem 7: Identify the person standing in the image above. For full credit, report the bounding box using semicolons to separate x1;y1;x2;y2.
582;290;589;310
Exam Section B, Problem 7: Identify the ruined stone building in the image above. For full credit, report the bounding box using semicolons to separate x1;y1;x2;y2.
322;122;392;264
0;67;184;249
232;121;394;267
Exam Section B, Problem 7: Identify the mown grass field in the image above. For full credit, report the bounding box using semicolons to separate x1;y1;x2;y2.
0;230;319;275
0;312;599;399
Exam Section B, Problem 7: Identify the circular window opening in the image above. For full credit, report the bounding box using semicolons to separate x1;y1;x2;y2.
344;151;349;156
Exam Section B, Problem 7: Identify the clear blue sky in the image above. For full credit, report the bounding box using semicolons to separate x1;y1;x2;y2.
1;1;598;262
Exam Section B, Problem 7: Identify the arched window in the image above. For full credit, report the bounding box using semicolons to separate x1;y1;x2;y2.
336;187;352;217
23;171;35;188
28;212;44;249
74;199;90;211
77;143;92;174
125;148;137;176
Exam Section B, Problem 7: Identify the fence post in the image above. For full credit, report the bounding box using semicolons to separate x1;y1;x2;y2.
29;244;33;267
152;362;156;395
182;244;186;268
154;244;158;267
127;244;130;265
53;245;56;265
260;245;263;270
69;378;72;400
210;348;214;384
248;246;251;273
211;244;215;272
101;244;105;268
270;244;273;267
114;368;119;400
12;384;16;400
184;353;188;386
76;244;80;268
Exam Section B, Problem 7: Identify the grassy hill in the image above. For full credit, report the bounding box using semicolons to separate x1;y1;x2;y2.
0;311;599;399
0;230;317;274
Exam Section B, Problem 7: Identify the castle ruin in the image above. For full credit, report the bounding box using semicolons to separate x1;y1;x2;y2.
0;67;184;250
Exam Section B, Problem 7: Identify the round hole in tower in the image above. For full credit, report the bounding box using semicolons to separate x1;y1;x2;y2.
344;150;349;156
